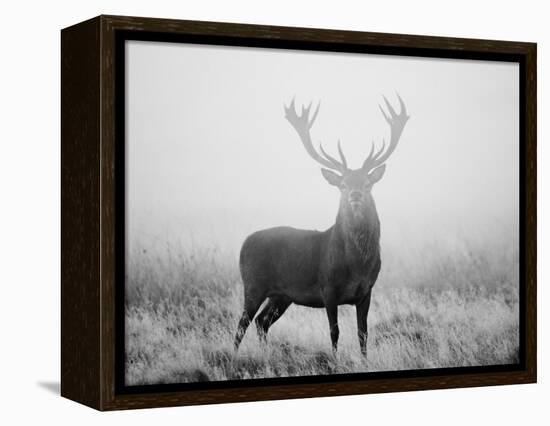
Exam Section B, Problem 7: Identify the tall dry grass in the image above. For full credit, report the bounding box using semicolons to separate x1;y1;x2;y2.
125;240;519;385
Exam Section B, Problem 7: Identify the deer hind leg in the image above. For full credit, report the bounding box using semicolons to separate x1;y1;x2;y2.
233;290;265;351
255;296;291;343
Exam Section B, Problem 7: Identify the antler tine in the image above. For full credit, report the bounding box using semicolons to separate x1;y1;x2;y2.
309;102;320;129
285;98;348;174
378;104;390;124
396;92;407;116
365;141;375;161
382;95;397;119
362;139;386;170
319;139;349;170
319;142;347;170
286;96;296;113
363;94;410;172
372;139;386;160
302;101;311;117
336;140;348;170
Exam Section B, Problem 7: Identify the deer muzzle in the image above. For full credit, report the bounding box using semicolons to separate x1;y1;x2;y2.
349;191;364;211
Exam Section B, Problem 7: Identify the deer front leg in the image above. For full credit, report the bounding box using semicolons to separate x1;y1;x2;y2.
356;290;372;357
325;303;339;353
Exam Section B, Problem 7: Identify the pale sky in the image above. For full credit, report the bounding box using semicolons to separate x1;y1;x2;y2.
125;40;519;257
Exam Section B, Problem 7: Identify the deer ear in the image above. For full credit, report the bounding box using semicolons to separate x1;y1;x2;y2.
368;164;386;184
321;168;343;187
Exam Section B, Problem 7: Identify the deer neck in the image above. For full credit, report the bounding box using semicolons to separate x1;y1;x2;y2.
335;195;380;261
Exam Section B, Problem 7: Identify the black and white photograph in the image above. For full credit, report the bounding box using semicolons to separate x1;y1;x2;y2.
124;40;520;386
2;0;546;421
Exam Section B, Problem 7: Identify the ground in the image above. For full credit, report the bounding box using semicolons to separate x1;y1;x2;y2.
125;241;519;385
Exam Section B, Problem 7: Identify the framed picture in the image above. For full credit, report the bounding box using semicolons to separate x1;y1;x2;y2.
61;15;536;411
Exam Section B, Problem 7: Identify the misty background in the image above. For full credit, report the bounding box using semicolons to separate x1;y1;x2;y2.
125;40;519;262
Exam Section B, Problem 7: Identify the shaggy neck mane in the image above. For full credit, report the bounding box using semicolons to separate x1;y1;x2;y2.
336;198;380;262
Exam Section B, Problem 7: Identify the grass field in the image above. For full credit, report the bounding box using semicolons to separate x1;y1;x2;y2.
125;239;519;385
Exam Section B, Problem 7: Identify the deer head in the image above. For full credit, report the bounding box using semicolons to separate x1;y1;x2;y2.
284;95;409;219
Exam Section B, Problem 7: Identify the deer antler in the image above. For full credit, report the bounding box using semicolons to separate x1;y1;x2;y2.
284;98;349;175
362;94;409;172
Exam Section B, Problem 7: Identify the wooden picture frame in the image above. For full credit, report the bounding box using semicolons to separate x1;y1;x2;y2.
61;15;536;411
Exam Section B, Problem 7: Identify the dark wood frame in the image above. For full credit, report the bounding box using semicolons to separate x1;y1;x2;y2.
61;14;537;411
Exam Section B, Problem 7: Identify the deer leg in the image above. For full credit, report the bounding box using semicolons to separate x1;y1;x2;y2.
325;303;339;353
255;297;291;343
356;290;372;357
234;292;265;351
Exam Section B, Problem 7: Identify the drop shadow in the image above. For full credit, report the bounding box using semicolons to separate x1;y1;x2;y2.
37;381;60;395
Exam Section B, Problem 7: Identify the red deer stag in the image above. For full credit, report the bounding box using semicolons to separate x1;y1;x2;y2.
234;95;409;356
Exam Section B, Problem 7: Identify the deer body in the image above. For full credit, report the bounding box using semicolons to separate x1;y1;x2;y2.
240;202;380;308
234;96;409;356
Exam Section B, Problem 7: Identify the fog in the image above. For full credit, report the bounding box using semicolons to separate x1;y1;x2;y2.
125;40;519;256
